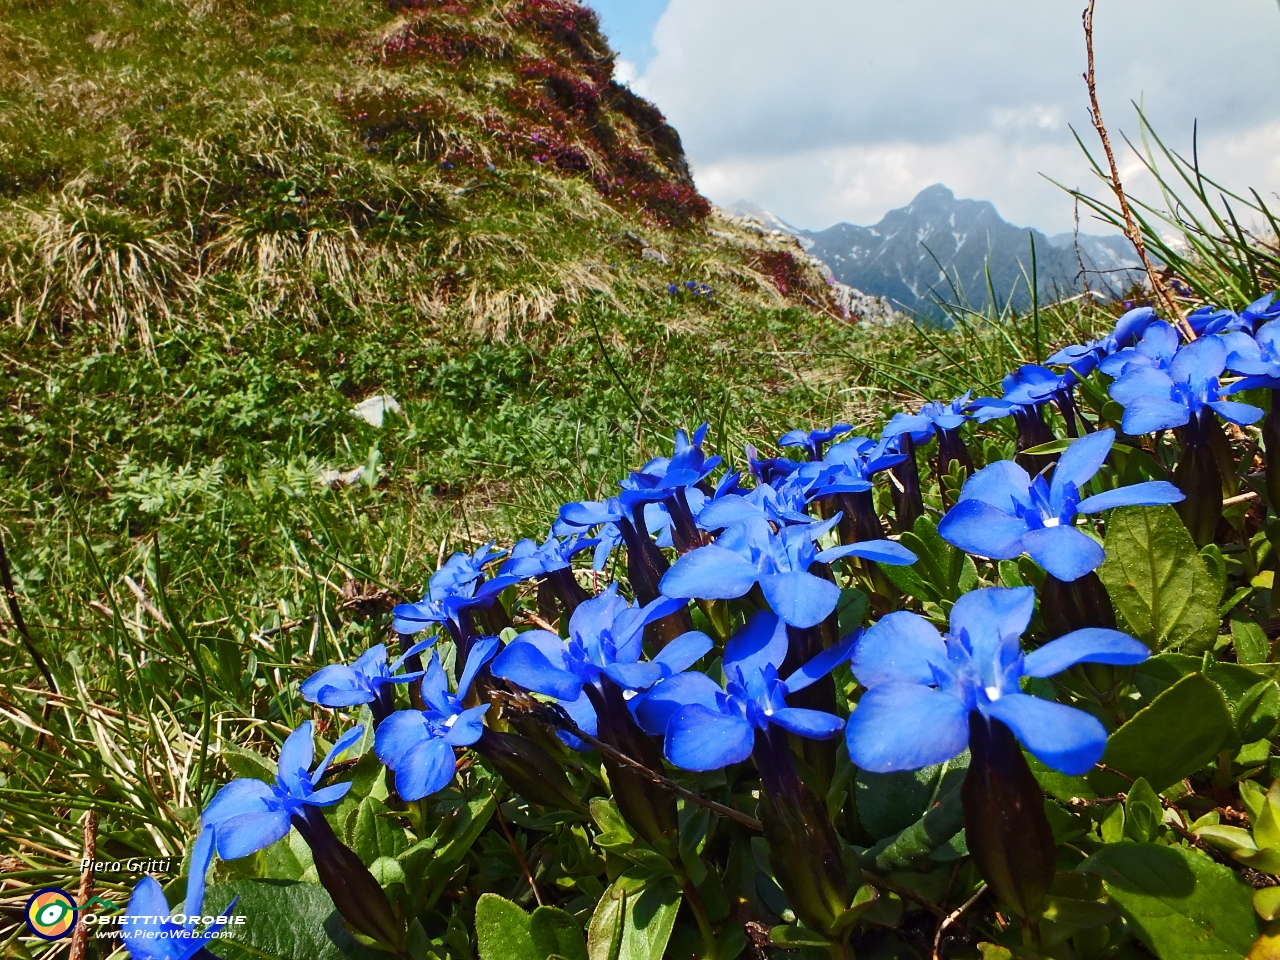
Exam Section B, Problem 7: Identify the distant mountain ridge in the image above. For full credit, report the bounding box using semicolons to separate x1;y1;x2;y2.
726;186;1143;316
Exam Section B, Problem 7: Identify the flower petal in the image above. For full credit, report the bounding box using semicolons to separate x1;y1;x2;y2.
636;673;722;735
422;654;452;713
937;499;1028;561
1050;429;1114;506
375;711;430;768
785;628;860;694
444;704;489;746
303;782;353;807
957;460;1033;514
1020;525;1105;582
213;810;292;860
664;704;755;771
949;587;1035;680
604;661;665;690
769;707;845;739
845;683;970;773
276;722;315;797
315;724;365;782
202;778;276;829
1121;396;1189;434
984;694;1107;775
185;824;217;920
1208;400;1265;426
851;612;947;687
300;665;362;704
818;540;918;566
1077;480;1185;512
653;630;714;673
395;737;456;801
1022;628;1150;677
759;570;839;628
724;610;790;679
491;640;582;700
458;635;500;701
660;545;761;600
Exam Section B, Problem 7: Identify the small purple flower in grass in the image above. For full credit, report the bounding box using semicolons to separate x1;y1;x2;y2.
659;515;916;628
375;636;498;800
491;585;706;746
846;586;1149;775
120;824;234;960
938;429;1184;581
637;610;858;770
202;721;364;859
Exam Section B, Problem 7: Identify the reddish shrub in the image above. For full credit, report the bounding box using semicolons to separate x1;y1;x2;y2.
749;251;807;295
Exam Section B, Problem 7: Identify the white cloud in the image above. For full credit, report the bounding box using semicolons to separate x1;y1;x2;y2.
632;0;1280;232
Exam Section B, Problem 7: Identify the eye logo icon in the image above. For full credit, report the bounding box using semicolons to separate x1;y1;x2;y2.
25;888;78;940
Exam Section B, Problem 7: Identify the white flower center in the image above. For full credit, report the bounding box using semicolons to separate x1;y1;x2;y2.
445;714;459;728
1042;517;1061;528
985;685;1003;701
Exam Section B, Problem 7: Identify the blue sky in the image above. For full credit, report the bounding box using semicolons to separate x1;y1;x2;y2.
587;0;1280;236
587;0;667;71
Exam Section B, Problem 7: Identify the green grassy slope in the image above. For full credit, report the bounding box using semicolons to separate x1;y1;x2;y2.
0;0;1090;936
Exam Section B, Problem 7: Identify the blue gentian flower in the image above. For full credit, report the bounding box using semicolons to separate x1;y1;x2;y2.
555;496;673;570
1098;320;1180;381
637;611;857;771
845;587;1149;775
745;443;803;486
882;392;972;446
659;514;916;628
1186;295;1280;337
120;824;234;960
1047;306;1157;377
391;547;522;636
937;429;1184;581
491;585;706;743
695;477;814;530
500;532;599;579
1226;319;1280;390
202;722;364;859
300;640;434;710
375;637;497;801
1108;334;1265;434
777;423;853;460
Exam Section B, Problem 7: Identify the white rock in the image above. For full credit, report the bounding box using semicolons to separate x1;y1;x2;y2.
352;394;403;428
641;247;668;264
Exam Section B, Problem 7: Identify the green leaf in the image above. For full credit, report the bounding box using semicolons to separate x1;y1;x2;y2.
1234;617;1272;666
203;879;383;960
862;764;967;871
476;893;540;960
1254;886;1280;921
1090;673;1232;794
586;871;681;960
836;587;869;638
530;906;589;960
853;765;943;840
1097;505;1225;653
1124;778;1163;843
352;796;406;863
1079;842;1261;959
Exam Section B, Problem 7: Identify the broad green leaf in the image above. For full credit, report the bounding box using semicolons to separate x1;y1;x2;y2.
853;765;942;840
586;871;681;960
1090;673;1232;794
1098;505;1224;653
1233;617;1273;667
1080;842;1260;959
352;796;406;863
530;906;588;960
1124;778;1162;843
220;742;277;781
476;893;540;960
1254;887;1280;921
862;770;966;871
836;587;869;638
203;879;382;960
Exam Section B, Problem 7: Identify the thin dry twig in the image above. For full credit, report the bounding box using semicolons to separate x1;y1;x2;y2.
1082;0;1191;338
69;810;98;960
490;790;544;906
932;883;986;960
